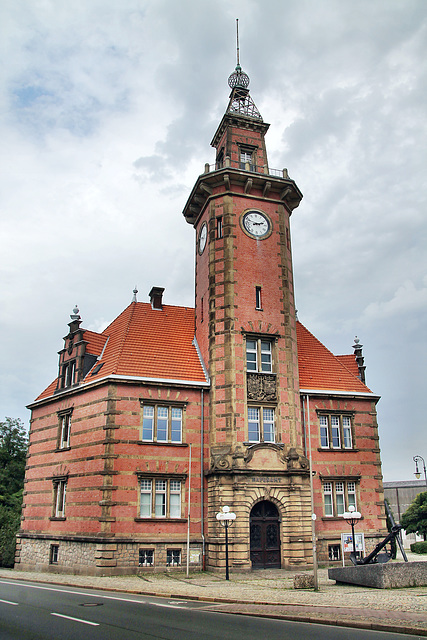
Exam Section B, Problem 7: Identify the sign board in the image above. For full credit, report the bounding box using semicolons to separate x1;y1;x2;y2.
189;548;201;564
341;532;365;553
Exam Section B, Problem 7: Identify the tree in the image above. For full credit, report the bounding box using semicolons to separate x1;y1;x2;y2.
0;417;28;566
400;491;427;541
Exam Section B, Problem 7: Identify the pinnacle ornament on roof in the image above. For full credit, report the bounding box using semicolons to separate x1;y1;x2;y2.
70;305;80;321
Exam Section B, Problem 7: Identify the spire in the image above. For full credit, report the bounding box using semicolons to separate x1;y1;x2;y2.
226;19;262;120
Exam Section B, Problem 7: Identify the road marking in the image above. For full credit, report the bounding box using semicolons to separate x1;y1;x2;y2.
152;602;187;609
0;599;19;605
0;579;192;610
0;580;146;605
51;612;99;626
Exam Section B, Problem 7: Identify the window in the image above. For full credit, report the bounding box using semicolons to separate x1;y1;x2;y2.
141;404;183;443
246;338;272;373
139;478;182;519
323;481;357;517
167;549;181;566
216;148;224;169
248;407;275;443
53;479;67;518
255;287;262;310
240;147;255;171
58;412;71;449
319;414;353;449
328;544;341;561
63;361;76;387
139;549;154;567
217;216;223;239
49;544;59;564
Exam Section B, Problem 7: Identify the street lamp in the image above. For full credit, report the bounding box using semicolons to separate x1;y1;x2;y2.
342;505;362;564
216;505;236;580
413;455;427;487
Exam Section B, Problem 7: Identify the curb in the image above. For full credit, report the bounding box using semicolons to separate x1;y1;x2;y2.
1;573;426;637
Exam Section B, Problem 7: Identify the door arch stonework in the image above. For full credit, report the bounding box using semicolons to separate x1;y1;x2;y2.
250;500;281;569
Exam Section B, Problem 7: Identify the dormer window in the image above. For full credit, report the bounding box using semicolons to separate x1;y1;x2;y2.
61;360;76;388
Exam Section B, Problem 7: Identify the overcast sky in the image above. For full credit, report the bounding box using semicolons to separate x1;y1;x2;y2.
1;0;426;483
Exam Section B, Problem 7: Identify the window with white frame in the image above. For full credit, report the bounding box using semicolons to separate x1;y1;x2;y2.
58;412;72;449
323;481;357;517
139;549;154;566
139;477;182;519
319;414;353;449
246;338;273;373
141;404;183;443
248;407;275;443
240;147;255;171
167;549;181;566
53;479;67;518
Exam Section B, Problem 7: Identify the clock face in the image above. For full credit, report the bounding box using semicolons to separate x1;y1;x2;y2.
242;210;271;238
198;223;207;254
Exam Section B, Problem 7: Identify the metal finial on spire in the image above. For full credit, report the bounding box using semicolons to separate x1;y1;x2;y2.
228;18;250;90
236;18;240;66
132;286;138;303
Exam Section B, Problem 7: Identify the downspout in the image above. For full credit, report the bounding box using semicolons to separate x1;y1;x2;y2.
305;394;318;590
201;388;206;570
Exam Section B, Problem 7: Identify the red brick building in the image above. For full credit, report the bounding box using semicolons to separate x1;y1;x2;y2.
16;63;386;575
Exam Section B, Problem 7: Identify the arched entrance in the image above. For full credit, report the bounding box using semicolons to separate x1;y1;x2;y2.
250;500;281;569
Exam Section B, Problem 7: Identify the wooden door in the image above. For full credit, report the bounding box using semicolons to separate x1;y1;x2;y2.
250;500;281;569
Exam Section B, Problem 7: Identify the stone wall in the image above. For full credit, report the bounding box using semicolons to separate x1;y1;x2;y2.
15;536;203;575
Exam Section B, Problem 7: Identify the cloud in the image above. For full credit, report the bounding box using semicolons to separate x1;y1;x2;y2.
0;0;426;485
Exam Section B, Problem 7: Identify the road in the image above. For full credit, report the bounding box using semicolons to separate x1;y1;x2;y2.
0;578;419;640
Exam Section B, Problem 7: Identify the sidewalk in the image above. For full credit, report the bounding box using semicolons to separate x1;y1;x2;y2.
1;554;426;636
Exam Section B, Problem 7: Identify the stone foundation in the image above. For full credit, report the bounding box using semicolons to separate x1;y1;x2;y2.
15;536;202;575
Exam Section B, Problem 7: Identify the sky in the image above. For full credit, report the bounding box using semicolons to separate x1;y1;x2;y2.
1;0;426;483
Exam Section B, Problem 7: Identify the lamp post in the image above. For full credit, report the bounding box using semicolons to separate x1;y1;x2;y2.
342;505;362;563
216;505;236;580
413;455;427;487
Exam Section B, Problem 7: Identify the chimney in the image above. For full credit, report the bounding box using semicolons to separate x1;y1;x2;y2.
149;287;165;310
352;336;366;384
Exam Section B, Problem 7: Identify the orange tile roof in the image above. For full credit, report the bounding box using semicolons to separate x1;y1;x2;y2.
336;354;359;378
33;306;373;403
296;321;372;393
88;302;207;383
84;331;108;356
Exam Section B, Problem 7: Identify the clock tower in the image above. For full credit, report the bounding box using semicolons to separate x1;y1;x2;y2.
183;63;312;570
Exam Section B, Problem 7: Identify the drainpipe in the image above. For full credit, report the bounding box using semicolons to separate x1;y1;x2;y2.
305;395;318;590
186;443;192;578
201;388;206;570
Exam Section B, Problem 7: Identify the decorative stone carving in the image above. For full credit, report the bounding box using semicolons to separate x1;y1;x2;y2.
247;372;277;402
210;446;232;471
286;447;309;471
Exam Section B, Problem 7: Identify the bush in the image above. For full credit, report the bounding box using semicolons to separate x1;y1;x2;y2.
410;541;427;554
0;506;21;567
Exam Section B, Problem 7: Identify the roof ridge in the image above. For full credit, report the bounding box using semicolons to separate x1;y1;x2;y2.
297;321;371;392
111;302;138;375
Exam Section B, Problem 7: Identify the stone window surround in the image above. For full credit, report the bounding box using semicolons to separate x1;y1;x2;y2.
320;476;360;520
134;472;187;522
139;399;187;445
317;410;356;451
56;408;73;451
